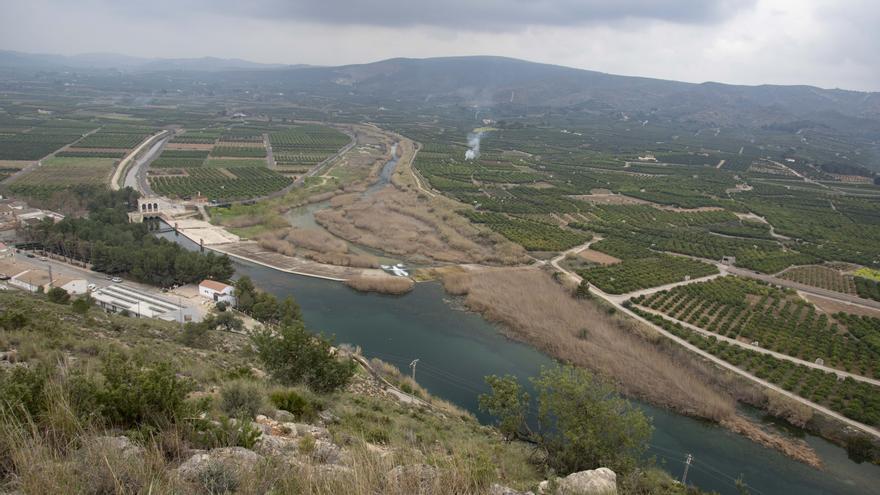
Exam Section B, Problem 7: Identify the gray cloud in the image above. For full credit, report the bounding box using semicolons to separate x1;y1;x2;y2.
112;0;755;30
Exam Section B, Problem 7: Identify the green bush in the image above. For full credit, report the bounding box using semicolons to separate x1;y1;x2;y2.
269;388;322;422
219;380;266;419
94;352;194;429
0;365;50;420
46;287;70;304
251;322;356;393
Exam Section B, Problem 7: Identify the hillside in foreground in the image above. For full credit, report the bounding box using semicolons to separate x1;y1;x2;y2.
0;289;700;495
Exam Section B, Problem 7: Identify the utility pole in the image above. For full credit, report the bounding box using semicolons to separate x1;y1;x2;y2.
47;263;53;287
409;359;419;381
682;454;693;485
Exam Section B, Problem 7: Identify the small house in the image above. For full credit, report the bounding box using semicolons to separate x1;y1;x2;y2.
199;280;236;306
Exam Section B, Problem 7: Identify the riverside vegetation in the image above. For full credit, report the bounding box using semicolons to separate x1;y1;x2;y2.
0;286;714;494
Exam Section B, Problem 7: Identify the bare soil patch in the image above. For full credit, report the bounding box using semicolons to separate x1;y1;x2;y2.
802;293;880;318
577;249;621;265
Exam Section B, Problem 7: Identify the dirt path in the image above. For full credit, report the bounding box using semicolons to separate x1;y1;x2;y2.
550;252;880;440
635;304;880;387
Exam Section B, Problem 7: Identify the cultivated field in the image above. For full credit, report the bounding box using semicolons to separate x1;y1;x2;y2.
6;156;117;197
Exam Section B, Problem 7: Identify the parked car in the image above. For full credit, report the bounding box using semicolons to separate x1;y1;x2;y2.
25;253;35;258
111;277;122;283
0;273;9;280
87;283;97;292
39;256;48;261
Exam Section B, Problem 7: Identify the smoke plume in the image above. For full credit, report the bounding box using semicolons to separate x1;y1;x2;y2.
464;132;482;160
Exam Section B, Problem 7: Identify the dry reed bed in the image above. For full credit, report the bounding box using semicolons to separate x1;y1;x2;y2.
345;275;414;295
315;188;526;265
441;268;822;467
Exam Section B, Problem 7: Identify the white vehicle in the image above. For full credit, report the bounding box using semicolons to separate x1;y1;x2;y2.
0;284;8;291
380;263;409;277
111;277;123;283
87;283;97;292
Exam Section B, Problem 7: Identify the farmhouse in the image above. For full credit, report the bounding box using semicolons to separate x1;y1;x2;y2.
199;279;236;305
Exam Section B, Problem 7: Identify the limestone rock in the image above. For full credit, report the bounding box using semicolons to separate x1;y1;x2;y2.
294;423;331;441
255;434;300;457
177;447;262;482
539;467;617;495
489;483;535;495
274;409;297;422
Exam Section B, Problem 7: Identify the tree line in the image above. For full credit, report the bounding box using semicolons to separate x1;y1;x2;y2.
23;188;233;288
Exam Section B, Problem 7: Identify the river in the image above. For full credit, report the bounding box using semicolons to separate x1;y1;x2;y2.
156;144;879;494
159;226;879;495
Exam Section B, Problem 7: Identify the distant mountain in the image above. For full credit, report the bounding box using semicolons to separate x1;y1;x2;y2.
0;50;288;72
270;56;880;128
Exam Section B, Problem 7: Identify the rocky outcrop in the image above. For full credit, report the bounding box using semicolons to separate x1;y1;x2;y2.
490;483;535;495
538;467;617;495
177;447;263;483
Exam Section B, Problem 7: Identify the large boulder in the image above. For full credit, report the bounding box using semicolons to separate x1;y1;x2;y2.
539;467;617;495
254;434;300;457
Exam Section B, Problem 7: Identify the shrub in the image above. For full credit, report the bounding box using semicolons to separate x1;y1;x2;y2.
71;295;93;314
219;380;266;419
46;287;70;304
269;388;322;422
251;322;356;393
95;352;194;429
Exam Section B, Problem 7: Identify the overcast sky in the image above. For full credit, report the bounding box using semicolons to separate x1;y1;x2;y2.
1;0;878;91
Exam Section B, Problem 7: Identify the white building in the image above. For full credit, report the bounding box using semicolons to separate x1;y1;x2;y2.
92;284;198;323
199;280;236;305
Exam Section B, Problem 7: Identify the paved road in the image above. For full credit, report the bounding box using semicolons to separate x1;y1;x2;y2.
723;263;880;311
550;251;880;439
121;131;171;194
4;251;207;319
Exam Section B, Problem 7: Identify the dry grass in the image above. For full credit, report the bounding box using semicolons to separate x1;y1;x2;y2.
442;267;736;421
284;228;349;254
440;267;825;466
316;187;527;265
345;275;414;295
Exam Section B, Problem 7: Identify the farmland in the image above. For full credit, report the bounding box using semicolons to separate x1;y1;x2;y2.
632;305;880;427
578;255;718;294
5;156;117;197
73;126;153;149
633;276;880;377
270;125;350;169
149;167;292;201
779;265;858;294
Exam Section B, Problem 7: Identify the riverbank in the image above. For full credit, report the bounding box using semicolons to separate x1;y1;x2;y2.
438;266;825;468
157;226;880;495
